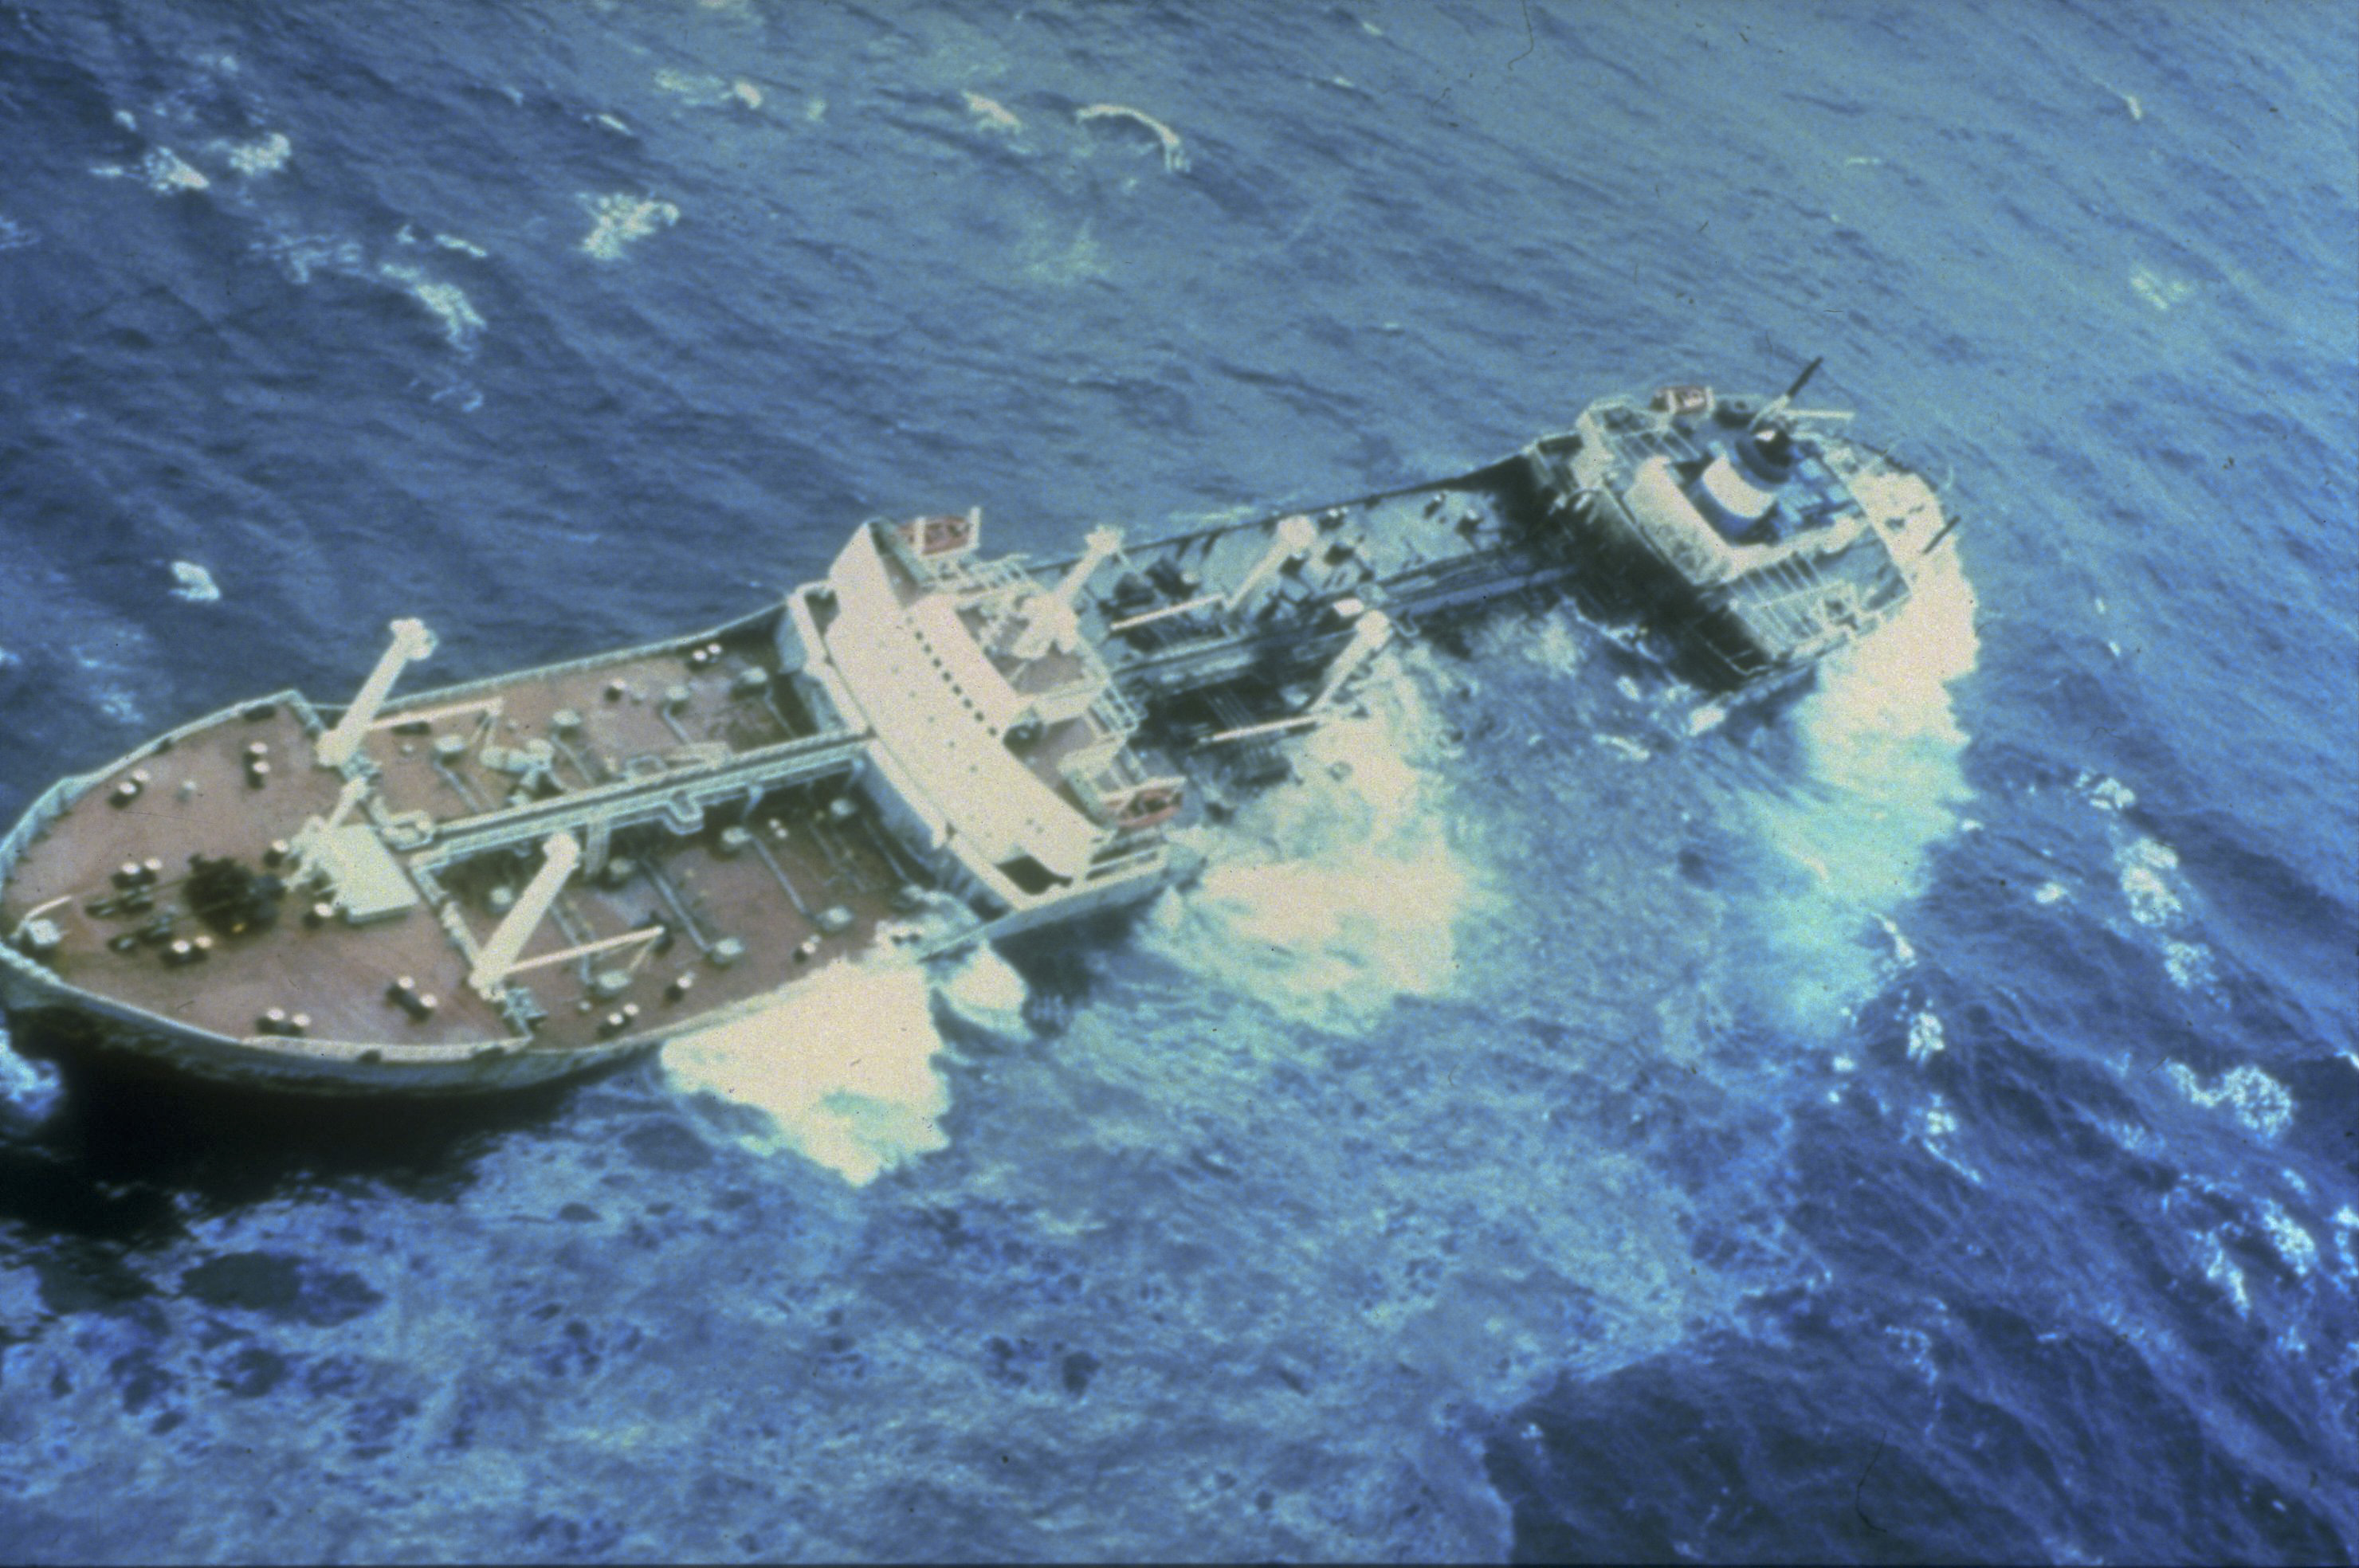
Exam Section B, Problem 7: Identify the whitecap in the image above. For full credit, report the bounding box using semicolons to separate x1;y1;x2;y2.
1906;1007;1945;1064
0;214;35;253
168;561;221;602
2075;771;2136;813
2129;265;2193;312
2164;1060;2294;1142
1745;537;1980;1025
2117;837;2183;927
963;90;1022;133
2032;880;2069;905
934;942;1030;1037
579;192;680;261
2161;937;2215;990
1074;103;1188;173
376;262;485;351
1143;667;1486;1029
1594;732;1649;762
1;1031;64;1124
1914;1100;1981;1185
252;229;363;286
137;146;210;194
663;955;952;1186
2200;1230;2251;1315
2259;1200;2318;1278
222;131;292;175
655;68;762;111
1878;916;1916;966
2113;834;2215;989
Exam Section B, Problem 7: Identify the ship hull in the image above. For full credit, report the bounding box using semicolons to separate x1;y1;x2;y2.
0;952;654;1098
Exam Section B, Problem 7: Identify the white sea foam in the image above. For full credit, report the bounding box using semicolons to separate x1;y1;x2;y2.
168;561;221;602
1143;668;1486;1029
222;131;292;175
2164;1060;2294;1143
2112;834;2215;989
2033;880;2069;905
2130;265;2193;312
663;955;952;1186
0;214;35;253
2201;1230;2251;1315
579;193;680;261
2117;837;2182;927
1906;1008;1945;1064
377;262;485;351
962;90;1022;133
2259;1200;2318;1278
656;69;763;111
0;1033;64;1123
253;229;363;286
128;146;210;194
1074;103;1188;172
1749;539;1980;1023
2078;772;2137;813
397;225;490;260
1915;1099;1981;1185
1877;915;1916;966
1595;732;1649;763
934;942;1030;1037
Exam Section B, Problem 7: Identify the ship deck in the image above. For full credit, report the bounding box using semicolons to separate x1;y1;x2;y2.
0;621;908;1059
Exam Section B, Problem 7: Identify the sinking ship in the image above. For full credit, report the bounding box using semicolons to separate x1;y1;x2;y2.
0;367;1957;1096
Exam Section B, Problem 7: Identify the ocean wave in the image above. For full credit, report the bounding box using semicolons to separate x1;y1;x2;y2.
2112;833;2216;990
0;1031;64;1124
962;90;1022;134
168;561;221;602
655;68;763;111
934;942;1030;1037
0;214;35;253
662;953;953;1186
2258;1199;2319;1278
1745;541;1980;1025
2200;1229;2253;1315
579;193;680;261
1075;103;1189;173
2164;1060;2294;1142
376;262;486;352
1906;1007;1946;1064
1142;664;1488;1029
221;131;292;176
1913;1097;1982;1185
95;146;211;194
251;229;363;286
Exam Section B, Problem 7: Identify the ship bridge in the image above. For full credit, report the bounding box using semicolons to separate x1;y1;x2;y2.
777;512;1178;921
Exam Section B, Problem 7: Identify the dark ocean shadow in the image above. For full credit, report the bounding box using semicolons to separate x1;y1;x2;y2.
0;1039;621;1245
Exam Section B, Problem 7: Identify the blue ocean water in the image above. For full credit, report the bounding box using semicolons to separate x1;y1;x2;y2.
2;0;2353;1560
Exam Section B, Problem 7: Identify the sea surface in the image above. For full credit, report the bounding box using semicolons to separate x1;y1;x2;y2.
2;2;2354;1561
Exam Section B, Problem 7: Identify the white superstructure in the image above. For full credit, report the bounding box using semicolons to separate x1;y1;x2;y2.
779;513;1183;931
